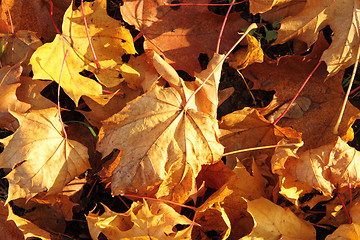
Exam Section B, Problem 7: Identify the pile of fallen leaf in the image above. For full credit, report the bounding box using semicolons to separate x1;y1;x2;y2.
0;0;359;239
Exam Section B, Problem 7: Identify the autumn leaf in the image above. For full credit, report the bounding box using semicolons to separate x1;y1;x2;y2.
1;201;52;240
241;197;316;240
98;86;224;203
219;107;301;169
273;137;360;197
0;64;31;131
30;0;136;105
243;34;360;153
0;30;42;75
86;200;194;239
273;0;360;75
325;223;360;240
229;34;264;70
121;0;248;74
0;108;90;203
0;0;71;42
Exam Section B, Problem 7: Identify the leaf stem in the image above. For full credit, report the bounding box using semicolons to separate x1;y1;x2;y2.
337;193;352;224
64;120;99;140
81;0;101;70
216;0;236;54
223;142;303;156
49;1;61;34
273;60;322;125
58;50;69;139
333;45;360;134
183;23;257;110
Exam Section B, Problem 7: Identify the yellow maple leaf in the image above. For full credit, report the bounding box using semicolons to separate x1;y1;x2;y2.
0;108;90;203
30;0;136;105
241;197;316;239
87;200;194;239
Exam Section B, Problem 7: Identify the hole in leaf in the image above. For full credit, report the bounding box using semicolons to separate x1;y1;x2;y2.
198;53;209;70
177;70;195;82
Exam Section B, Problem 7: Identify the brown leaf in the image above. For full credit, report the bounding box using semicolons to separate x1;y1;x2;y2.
0;0;71;42
243;34;360;153
87;200;194;239
219;107;301;170
0;30;42;75
0;108;90;203
4;202;52;240
0;202;24;240
274;0;360;75
121;0;248;74
241;197;316;239
98;86;224;203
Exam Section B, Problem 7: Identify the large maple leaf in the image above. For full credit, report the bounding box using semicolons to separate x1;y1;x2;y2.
271;0;360;75
0;108;90;203
97;86;224;203
121;0;248;74
30;0;136;105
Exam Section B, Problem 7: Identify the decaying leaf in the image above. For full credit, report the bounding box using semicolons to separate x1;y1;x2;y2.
98;86;224;203
241;197;316;239
121;0;248;74
87;200;194;239
0;30;42;75
0;108;90;203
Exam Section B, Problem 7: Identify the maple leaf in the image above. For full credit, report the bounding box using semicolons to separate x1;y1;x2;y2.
241;197;316;239
121;0;248;74
193;187;233;239
219;107;301;169
87;200;194;239
0;30;42;75
98;86;224;203
273;0;360;75
243;34;360;153
0;108;90;203
0;0;70;42
0;202;52;240
273;137;360;197
0;64;31;131
30;0;136;105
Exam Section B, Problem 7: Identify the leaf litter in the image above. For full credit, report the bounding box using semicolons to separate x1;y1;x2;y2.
0;0;360;239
